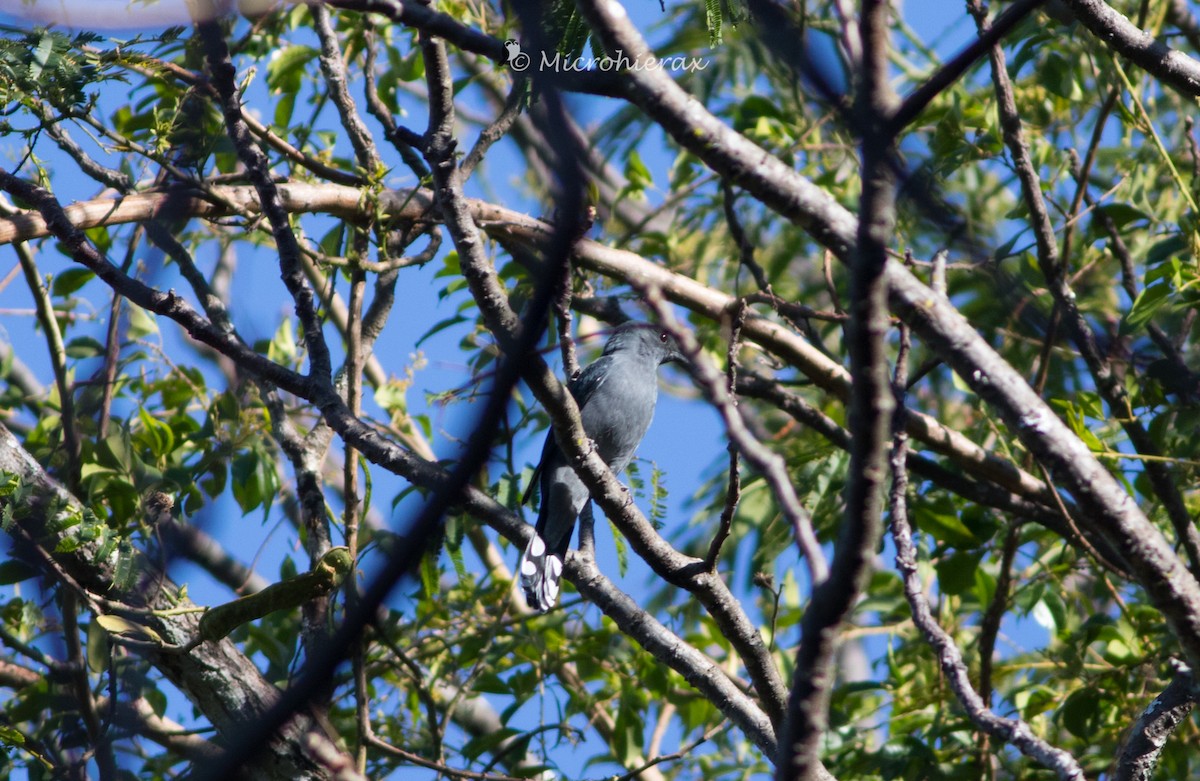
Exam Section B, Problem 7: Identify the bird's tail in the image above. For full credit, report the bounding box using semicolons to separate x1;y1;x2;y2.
519;534;562;612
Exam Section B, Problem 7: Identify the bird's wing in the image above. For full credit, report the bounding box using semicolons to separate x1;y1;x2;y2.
566;355;613;408
521;356;614;506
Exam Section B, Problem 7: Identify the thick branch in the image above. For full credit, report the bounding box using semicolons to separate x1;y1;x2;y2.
1064;0;1200;97
420;27;788;740
973;0;1200;584
8;174;1195;672
0;168;780;776
1114;666;1197;781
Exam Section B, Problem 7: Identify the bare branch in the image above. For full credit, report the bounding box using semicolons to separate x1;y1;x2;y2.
0;182;1056;507
312;4;382;171
1064;0;1200;98
419;22;786;750
194;10;333;383
1114;664;1198;781
705;303;746;571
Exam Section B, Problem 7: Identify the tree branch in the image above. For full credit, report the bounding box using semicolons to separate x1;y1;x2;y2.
1114;664;1198;781
0;182;1055;507
1064;0;1200;98
642;291;827;589
887;415;1085;780
558;0;1200;672
194;10;333;383
418;23;787;746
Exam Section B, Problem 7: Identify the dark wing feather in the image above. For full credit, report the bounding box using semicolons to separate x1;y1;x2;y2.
520;356;614;506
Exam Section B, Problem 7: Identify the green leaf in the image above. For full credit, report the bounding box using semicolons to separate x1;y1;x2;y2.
267;318;297;365
705;0;723;46
609;517;629;577
28;34;54;82
274;91;296;129
0;559;36;585
51;268;94;297
419;552;439;599
113;540;137;591
1121;282;1171;335
137;407;175;458
912;496;977;548
934;549;984;596
127;303;158;339
1095;203;1149;230
266;44;317;95
86;618;110;672
624;149;652;191
1060;687;1101;738
395;48;425;82
0;724;26;748
65;336;106;359
1146;234;1188;265
973;564;997;609
96;614;162;643
416;314;467;347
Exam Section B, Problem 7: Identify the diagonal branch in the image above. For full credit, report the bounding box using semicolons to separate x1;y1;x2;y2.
418;20;789;740
887;388;1085;780
0;155;780;778
0;182;1056;508
1114;664;1197;781
641;291;827;587
889;0;1046;133
7;177;1194;673
1064;0;1200;98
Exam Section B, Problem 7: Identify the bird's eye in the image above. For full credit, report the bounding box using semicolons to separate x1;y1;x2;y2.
659;332;669;343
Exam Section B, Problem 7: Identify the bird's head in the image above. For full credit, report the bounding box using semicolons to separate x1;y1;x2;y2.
604;322;686;366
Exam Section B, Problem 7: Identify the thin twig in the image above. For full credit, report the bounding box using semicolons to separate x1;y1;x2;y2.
889;420;1085;779
609;721;731;781
461;78;527;179
705;301;746;571
16;241;81;485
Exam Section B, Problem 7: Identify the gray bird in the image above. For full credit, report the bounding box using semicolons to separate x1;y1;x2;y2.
519;322;684;612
